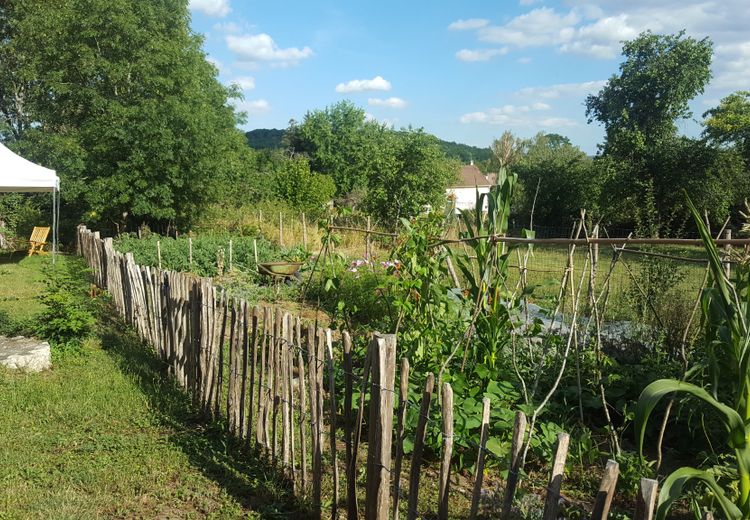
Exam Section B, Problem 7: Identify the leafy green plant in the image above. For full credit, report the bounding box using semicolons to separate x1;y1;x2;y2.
635;195;750;519
36;261;96;353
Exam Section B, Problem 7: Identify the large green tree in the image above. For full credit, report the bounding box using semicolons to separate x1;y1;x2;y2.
285;101;388;198
586;31;713;156
585;31;715;233
0;0;250;233
363;129;458;228
514;133;597;228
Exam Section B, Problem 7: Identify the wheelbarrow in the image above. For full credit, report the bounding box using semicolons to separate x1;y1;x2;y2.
257;261;303;283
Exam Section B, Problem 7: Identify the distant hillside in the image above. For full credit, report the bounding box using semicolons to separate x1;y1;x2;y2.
245;128;285;149
245;128;491;163
438;140;491;164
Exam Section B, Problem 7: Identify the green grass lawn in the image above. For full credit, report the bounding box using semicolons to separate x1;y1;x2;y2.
0;254;306;519
0;253;50;320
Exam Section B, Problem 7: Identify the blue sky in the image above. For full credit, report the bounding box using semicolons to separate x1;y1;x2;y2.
189;0;750;154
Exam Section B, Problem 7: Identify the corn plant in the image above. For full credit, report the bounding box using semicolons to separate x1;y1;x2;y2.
635;196;749;519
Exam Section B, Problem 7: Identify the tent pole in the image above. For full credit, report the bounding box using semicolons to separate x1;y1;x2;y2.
52;187;57;265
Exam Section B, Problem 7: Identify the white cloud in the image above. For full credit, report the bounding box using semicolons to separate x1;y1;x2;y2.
454;1;750;61
212;21;242;34
368;97;407;109
459;102;554;125
189;0;230;17
231;76;255;90
538;117;578;127
456;47;509;62
226;34;313;67
713;42;750;89
448;18;490;31
233;99;270;115
335;76;392;93
518;80;607;99
478;7;581;48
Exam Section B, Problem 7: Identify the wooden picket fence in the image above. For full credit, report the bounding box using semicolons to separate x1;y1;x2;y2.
78;225;669;519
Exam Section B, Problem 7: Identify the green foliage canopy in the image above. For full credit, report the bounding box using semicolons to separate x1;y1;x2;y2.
0;0;251;233
703;91;750;164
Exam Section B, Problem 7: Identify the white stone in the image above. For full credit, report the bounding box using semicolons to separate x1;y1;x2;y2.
0;336;52;372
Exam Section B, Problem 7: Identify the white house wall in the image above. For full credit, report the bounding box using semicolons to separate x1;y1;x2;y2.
447;187;490;213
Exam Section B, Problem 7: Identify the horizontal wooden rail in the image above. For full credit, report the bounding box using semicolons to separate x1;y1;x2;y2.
327;224;750;248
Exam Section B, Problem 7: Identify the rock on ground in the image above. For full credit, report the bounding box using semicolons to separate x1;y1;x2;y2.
0;336;52;372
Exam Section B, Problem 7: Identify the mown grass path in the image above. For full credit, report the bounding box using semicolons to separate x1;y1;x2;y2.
0;256;304;519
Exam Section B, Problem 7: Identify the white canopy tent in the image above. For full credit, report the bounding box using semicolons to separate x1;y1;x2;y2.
0;142;61;259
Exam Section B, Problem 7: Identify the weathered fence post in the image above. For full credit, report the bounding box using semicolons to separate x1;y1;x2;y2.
326;329;339;519
724;229;732;278
365;334;397;520
308;325;322;517
407;373;434;520
542;432;570;520
501;410;527;519
253;239;258;270
366;216;371;259
302;212;308;250
438;382;454;520
393;358;410;520
343;331;356;520
469;397;491;520
634;477;658;520
157;239;162;270
591;459;619;520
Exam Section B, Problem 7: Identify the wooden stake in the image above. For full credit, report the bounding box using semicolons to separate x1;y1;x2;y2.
189;237;193;269
635;478;658;520
393;358;410;520
501;411;527;519
281;314;291;467
365;334;397;520
366;216;371;259
302;212;308;250
247;305;259;446
297;323;309;495
343;331;355;519
591;459;619;520
407;373;434;520
469;397;491;520
325;329;339;519
542;432;570;520
438;382;454;520
157;239;162;270
724;229;732;278
308;326;322;517
253;239;258;270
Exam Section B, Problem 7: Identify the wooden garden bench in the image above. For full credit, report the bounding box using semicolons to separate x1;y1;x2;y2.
27;226;50;256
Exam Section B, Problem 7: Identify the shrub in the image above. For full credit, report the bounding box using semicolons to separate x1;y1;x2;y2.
36;260;96;353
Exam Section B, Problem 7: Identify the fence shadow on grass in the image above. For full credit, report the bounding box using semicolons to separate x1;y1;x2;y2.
98;313;314;519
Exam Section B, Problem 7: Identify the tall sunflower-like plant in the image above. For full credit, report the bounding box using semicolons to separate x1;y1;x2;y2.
636;196;750;519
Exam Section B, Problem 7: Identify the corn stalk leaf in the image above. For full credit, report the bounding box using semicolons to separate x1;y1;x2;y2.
636;379;746;455
656;466;742;520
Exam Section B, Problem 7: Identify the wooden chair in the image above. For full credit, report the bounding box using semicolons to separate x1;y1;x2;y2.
27;226;50;256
